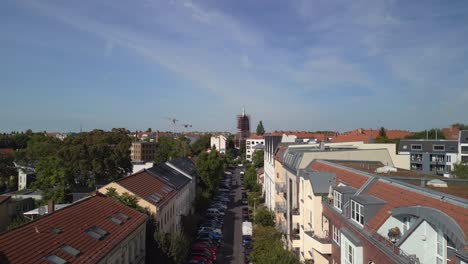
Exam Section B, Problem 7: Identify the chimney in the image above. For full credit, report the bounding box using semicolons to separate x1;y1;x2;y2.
48;200;55;214
156;130;160;143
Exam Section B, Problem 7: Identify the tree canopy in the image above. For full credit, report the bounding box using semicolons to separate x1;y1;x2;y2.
256;121;265;136
254;207;275;227
154;136;191;165
452;163;468;179
195;150;224;194
250;226;300;264
253;150;264;168
190;134;212;155
405;129;445;140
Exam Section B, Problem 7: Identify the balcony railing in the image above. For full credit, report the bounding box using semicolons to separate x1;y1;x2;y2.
322;200;420;264
276;202;287;213
292;207;300;215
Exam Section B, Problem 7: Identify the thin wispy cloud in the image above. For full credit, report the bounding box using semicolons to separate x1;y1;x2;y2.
1;0;467;132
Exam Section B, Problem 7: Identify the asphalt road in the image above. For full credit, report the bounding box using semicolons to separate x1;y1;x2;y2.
217;169;243;264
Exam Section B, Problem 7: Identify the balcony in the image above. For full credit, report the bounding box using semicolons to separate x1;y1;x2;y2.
276;182;286;193
291;228;301;248
304;231;332;254
292;207;301;224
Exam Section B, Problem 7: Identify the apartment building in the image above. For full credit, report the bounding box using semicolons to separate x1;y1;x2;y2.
210;135;227;154
0;194;148;264
264;135;282;211
99;158;196;234
460;131;468;165
246;134;265;161
398;140;459;177
315;160;468;264
130;141;157;162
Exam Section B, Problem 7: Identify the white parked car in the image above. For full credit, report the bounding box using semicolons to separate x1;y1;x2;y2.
198;227;222;234
224;171;233;175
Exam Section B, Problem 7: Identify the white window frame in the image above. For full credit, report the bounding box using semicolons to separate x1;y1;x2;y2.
332;225;340;245
344;239;355;264
436;229;445;264
333;191;342;211
351;200;364;226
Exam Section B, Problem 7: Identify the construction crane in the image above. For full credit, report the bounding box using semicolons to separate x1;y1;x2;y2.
162;117;178;133
182;124;192;133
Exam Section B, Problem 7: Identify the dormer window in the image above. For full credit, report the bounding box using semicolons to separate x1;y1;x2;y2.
351;200;364;226
433;145;445;151
334;190;342;211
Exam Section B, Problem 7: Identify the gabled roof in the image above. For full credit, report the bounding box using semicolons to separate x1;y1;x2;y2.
147;163;191;190
167;158;197;177
114;170;177;207
0;194;147;264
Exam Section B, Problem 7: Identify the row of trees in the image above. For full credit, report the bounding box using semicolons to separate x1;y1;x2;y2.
12;129;133;203
250;226;300;264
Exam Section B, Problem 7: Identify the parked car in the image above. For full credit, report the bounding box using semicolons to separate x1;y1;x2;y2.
198;231;223;241
242;198;248;205
198;226;222;234
207;208;225;216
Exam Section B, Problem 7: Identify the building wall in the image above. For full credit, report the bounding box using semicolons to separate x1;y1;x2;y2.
274;160;287;232
98;183;177;234
130;142;157;162
210;136;227;154
246;139;264;161
400;220;438;264
98;222;147;264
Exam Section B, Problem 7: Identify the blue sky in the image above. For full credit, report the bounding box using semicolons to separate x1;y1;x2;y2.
1;0;467;133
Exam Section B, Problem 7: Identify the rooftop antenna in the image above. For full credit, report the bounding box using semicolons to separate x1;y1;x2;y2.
242;105;246;117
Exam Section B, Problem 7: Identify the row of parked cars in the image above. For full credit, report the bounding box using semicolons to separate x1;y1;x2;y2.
188;171;233;264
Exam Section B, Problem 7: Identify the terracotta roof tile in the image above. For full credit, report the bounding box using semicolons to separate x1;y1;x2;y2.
114;170;177;207
0;194;147;263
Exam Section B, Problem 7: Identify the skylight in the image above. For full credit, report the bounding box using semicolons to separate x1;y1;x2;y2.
85;226;108;240
149;193;162;203
116;212;130;220
49;227;62;234
46;254;67;264
161;186;172;193
60;244;81;257
110;217;123;225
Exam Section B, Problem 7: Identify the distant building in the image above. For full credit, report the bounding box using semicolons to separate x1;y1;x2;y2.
246;134;264;161
16;164;35;191
44;132;67;141
130;142;157;162
460;130;468;165
236;107;250;148
399;139;458;176
0;194;147;264
210;135;227;154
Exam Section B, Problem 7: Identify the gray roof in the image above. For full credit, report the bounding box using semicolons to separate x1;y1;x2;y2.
167;158;197;176
147;163;191;190
334;185;357;194
253;144;265;150
340;227;362;246
351;194;385;205
299;169;336;195
399;139;458;153
460;130;468;144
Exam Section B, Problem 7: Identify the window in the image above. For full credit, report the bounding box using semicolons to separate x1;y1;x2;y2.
411;144;422;150
446;155;451;162
462;146;468;152
351;201;364;226
333;191;342;211
344;240;354;264
402;216;412;233
333;225;340;245
436;229;445;264
462;156;468;163
433;145;445;151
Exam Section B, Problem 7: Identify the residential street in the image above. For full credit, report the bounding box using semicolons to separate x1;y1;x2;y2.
217;169;243;264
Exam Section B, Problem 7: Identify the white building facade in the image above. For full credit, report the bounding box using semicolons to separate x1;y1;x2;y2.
246;137;265;161
210;135;227;154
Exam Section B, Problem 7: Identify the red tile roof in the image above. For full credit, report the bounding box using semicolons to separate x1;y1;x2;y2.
247;133;264;140
113;170;177;207
328;129;413;143
274;145;287;162
0;195;11;205
442;126;460;140
0;193;147;264
312;161;468;237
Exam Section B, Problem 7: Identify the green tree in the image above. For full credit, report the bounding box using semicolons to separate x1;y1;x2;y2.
244;164;258;190
105;187;143;211
196;151;224;193
0;155;17;191
33;156;67;203
405;129;446;140
147;128;152;132
378;127;387;138
15;134;61;165
256;121;265;136
452;163;468;179
190;134;212;155
254;207;275;227
253;150;264;168
169;233;190;264
154;136;190;164
250;226;300;264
